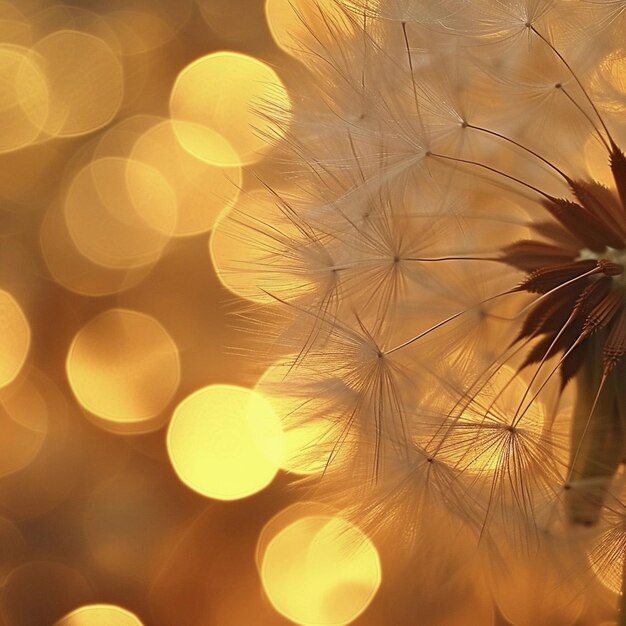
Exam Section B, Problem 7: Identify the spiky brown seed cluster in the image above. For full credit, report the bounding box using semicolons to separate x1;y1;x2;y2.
502;146;626;383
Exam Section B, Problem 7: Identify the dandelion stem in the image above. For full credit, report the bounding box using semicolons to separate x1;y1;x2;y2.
401;21;425;138
384;290;514;355
401;256;499;262
566;337;623;526
327;256;498;272
558;86;611;152
465;123;570;182
428;152;554;200
510;306;580;427
530;25;615;149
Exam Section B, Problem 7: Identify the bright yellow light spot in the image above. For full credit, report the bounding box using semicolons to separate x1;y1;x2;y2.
0;44;49;153
67;309;180;430
256;502;339;573
169;51;290;166
256;362;332;475
0;290;30;389
33;30;123;137
265;0;352;55
209;190;274;303
170;121;240;169
260;514;381;626
167;384;283;500
210;189;308;303
64;157;177;269
55;604;144;626
131;120;241;236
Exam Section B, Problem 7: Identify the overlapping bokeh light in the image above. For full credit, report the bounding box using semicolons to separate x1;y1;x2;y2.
0;0;317;622
260;513;381;626
8;0;625;624
130;119;241;236
0;44;49;153
33;29;124;137
64;157;177;269
170;51;290;166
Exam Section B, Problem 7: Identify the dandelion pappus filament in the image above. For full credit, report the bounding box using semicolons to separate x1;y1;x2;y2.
213;0;626;621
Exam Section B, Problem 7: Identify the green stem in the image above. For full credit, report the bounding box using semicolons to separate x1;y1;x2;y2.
567;336;622;525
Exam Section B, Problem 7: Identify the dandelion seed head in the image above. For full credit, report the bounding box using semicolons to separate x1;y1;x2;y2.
213;0;626;618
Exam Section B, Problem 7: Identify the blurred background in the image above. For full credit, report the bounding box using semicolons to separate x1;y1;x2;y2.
0;0;388;624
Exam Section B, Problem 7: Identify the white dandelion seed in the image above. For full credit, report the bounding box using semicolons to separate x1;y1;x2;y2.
213;0;626;622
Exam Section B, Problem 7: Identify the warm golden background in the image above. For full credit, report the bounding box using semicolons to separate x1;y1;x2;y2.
0;1;387;625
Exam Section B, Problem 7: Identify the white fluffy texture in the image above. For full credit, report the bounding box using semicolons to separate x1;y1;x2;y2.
213;1;626;622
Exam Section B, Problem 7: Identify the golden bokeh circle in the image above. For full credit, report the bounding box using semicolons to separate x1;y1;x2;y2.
209;188;309;304
0;290;30;389
29;5;122;55
0;44;49;153
40;200;157;297
0;374;48;477
265;0;353;56
130;119;242;236
255;501;339;574
92;114;163;160
209;190;276;303
55;604;144;626
169;51;290;166
167;384;284;500
260;514;381;626
66;309;180;429
64;156;177;269
255;362;333;475
33;29;123;137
